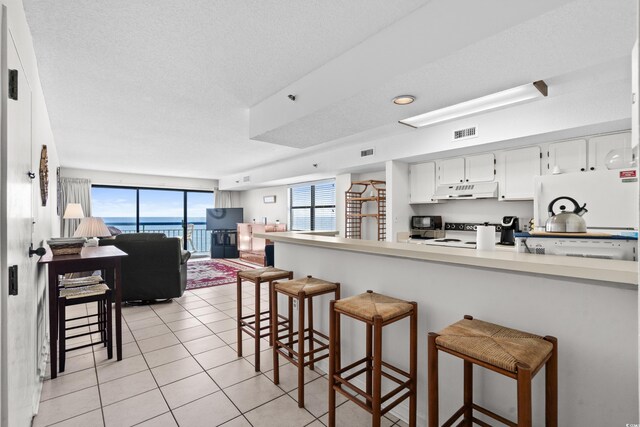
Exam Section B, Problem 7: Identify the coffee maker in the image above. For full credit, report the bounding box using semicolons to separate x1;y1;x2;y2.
499;216;520;246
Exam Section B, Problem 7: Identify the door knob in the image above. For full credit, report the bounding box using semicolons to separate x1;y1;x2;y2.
29;244;46;258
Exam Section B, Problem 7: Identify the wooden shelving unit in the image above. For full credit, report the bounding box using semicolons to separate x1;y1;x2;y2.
345;180;386;241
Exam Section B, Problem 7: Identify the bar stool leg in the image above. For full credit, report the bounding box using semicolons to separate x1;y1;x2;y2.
372;315;383;427
428;332;439;427
335;285;341;376
288;297;294;359
409;303;417;427
463;361;473;426
297;291;305;408
308;297;314;370
517;363;533;427
272;285;280;384
254;279;261;372
545;336;558;427
328;300;337;427
365;322;373;408
236;274;243;357
267;280;274;347
58;297;66;373
107;292;113;359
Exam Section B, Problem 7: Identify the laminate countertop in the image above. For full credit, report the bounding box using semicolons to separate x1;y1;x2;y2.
255;231;638;287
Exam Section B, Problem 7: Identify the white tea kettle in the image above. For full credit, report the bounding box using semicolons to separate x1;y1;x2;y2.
545;196;588;233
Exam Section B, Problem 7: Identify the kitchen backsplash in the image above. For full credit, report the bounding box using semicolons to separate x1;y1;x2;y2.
414;199;533;229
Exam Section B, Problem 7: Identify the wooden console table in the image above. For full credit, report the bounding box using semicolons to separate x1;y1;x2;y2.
39;246;128;379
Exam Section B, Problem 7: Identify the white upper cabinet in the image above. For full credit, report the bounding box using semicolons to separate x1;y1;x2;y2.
547;139;587;173
409;162;439;204
500;147;541;200
587;132;631;171
465;153;495;183
438;154;495;185
438;157;465;184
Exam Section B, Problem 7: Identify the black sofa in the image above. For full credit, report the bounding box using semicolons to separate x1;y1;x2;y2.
99;233;190;302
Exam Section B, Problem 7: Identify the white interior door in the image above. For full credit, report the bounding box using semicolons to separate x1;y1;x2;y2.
2;28;36;427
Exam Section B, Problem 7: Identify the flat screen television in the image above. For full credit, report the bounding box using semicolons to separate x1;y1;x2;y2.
206;208;244;230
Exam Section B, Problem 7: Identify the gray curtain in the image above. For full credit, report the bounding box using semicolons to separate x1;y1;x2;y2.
60;177;92;237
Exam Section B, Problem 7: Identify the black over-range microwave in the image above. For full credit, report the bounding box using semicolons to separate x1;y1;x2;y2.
411;215;443;230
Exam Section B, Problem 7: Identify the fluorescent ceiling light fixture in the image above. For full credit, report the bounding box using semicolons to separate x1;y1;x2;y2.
392;95;415;105
399;80;548;128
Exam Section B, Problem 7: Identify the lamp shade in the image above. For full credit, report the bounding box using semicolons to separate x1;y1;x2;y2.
73;217;111;238
63;203;85;219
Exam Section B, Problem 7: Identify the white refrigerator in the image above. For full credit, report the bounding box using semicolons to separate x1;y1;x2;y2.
533;169;638;231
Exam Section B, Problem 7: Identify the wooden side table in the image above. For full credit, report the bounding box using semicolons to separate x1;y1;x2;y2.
39;246;127;379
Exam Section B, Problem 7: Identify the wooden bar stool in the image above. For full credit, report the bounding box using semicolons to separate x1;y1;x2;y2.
58;283;113;372
236;267;293;371
328;290;417;427
271;275;340;408
428;315;558;427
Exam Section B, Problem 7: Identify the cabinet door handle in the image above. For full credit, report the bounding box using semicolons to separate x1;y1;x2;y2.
590;167;595;171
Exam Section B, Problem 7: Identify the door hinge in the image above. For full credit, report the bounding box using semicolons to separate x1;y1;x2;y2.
8;265;18;296
8;69;18;100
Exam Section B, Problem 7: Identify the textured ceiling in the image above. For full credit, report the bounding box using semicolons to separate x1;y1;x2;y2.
22;0;430;178
23;0;634;181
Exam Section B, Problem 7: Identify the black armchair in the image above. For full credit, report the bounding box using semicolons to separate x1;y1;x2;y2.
99;233;190;302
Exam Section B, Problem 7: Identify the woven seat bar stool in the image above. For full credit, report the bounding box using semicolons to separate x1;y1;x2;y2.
58;283;113;372
428;315;558;427
272;275;340;408
328;290;417;427
237;267;293;371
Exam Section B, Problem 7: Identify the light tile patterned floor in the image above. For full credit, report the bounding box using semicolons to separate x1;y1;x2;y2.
33;281;409;427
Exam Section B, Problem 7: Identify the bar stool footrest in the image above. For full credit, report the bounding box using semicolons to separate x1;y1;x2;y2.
274;328;330;366
332;357;413;415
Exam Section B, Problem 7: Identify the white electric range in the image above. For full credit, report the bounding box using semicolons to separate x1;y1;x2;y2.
420;238;477;249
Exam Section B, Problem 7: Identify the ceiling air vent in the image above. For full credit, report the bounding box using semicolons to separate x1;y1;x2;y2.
453;126;478;141
360;148;375;158
243;176;250;183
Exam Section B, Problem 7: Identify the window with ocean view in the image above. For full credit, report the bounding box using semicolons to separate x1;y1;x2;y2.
91;185;214;254
289;181;336;231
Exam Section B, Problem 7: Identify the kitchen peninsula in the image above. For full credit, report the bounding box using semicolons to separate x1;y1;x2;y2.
258;231;638;426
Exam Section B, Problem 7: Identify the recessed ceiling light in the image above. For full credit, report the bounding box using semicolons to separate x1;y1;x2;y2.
392;95;415;105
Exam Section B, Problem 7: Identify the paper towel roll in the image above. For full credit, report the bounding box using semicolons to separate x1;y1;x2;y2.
476;224;495;251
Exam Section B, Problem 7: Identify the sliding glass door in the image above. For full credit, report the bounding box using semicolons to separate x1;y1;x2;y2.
92;186;214;254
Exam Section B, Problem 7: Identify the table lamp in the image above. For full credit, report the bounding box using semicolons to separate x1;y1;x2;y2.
73;217;111;247
63;203;84;219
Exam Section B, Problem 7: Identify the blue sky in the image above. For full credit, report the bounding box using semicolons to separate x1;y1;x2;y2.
92;187;214;218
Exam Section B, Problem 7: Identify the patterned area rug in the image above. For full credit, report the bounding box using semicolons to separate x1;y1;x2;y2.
186;258;255;290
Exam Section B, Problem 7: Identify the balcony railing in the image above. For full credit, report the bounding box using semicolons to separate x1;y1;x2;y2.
106;221;212;254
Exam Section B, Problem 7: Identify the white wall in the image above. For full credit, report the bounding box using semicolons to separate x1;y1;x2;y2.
239;186;288;225
386;160;416;242
61;167;217;191
335;173;352;237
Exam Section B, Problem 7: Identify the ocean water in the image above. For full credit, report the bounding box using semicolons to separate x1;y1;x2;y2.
103;217;210;252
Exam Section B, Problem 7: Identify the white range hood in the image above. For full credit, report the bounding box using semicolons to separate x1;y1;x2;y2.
433;182;498;200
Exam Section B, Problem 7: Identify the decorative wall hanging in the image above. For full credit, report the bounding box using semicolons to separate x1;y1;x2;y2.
263;195;276;204
39;145;48;206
